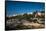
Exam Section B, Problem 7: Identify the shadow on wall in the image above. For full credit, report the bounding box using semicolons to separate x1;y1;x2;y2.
5;30;17;31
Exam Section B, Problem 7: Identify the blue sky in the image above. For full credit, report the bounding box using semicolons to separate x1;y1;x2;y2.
6;1;45;16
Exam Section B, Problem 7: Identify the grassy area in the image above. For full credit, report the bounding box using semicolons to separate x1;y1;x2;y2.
6;11;45;30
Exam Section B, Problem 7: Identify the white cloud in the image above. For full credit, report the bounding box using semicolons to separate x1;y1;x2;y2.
27;12;33;14
13;14;17;16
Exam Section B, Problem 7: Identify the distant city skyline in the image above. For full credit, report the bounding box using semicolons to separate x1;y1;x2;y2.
6;1;45;16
